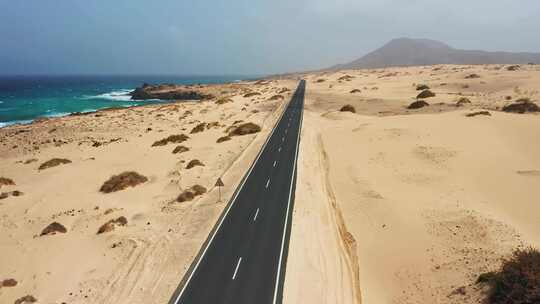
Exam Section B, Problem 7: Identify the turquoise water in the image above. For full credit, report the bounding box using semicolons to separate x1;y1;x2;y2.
0;75;253;127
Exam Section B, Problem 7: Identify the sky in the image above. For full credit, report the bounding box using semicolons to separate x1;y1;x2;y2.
1;0;539;76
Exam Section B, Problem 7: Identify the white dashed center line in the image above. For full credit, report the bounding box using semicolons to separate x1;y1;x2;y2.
273;160;277;167
278;147;281;152
253;208;260;222
265;178;271;188
232;257;242;280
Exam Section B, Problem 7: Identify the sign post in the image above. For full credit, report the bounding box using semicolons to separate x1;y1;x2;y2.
215;177;224;202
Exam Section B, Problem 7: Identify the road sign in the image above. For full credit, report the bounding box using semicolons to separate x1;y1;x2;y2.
215;178;224;187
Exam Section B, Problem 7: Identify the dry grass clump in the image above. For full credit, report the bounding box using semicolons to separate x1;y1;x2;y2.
502;98;540;113
217;136;231;143
14;295;37;304
268;94;284;100
416;84;430;90
97;216;128;234
278;88;290;94
407;100;430;109
176;185;207;202
466;110;491;117
38;158;72;170
465;73;481;79
456;97;472;107
416;89;436;99
2;278;17;287
186;159;205;169
0;177;15;187
99;171;148;193
315;79;326;83
506;65;520;71
215;97;233;105
190;123;206;134
340;104;356;113
243;92;261;98
40;222;67;236
349;89;361;94
151;134;189;147
172;145;190;154
228;122;261;136
477;248;540;304
338;75;354;81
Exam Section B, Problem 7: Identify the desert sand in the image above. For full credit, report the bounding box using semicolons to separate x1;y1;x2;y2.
0;79;296;303
284;64;540;304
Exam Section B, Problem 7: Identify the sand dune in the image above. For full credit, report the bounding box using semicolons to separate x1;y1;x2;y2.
285;64;540;304
0;79;296;304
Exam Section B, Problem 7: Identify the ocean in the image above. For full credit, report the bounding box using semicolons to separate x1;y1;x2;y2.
0;75;253;128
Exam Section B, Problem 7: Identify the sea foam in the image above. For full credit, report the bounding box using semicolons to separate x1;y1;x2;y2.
82;89;133;102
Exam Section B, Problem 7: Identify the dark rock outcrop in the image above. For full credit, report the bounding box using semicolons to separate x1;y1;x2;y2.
130;84;214;101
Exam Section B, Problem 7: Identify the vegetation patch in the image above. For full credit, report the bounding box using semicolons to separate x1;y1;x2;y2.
407;100;430;109
465;73;481;79
186;159;205;169
268;94;284;101
466;111;491;117
350;89;361;94
456;97;472;107
38;158;72;170
172;145;190;154
217;136;231;143
100;171;148;193
0;177;15;187
502;98;540;113
477;248;540;304
151;134;189;147
190;123;206;134
416;84;430;90
228;122;261;136
40;222;67;236
416;89;436;99
340;104;356;113
243;92;261;98
176;185;207;203
97;216;128;234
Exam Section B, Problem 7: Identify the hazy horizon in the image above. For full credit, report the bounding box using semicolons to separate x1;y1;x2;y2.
1;0;540;75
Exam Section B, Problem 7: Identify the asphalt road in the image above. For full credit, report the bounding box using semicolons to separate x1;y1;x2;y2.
169;79;305;304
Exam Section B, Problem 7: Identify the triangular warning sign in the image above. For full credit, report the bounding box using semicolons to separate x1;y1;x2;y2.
215;178;224;187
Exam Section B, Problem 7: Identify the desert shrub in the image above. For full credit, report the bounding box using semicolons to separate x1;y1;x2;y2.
215;97;233;105
456;97;472;107
407;100;430;109
97;216;128;234
466;111;491;117
243;92;261;98
465;73;481;79
176;185;207;202
340;105;356;113
217;136;231;143
416;84;430;90
190;123;206;134
100;171;148;193
316;79;326;83
268;94;284;100
38;158;71;170
477;248;540;304
0;177;15;187
152;134;188;147
416;90;436;99
186;159;204;169
172;145;190;154
502;98;540;113
350;89;361;94
229;122;261;136
40;222;67;236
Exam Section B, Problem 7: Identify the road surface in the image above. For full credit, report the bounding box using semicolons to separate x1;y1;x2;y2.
169;79;305;304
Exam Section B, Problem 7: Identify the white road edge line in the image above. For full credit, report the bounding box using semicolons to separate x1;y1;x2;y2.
272;83;304;304
266;178;271;188
253;208;260;222
232;257;242;280
172;82;296;304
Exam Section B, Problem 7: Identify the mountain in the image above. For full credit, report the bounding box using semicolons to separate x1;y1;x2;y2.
330;38;540;70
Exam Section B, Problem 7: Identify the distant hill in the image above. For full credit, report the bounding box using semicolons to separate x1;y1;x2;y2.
330;38;540;70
